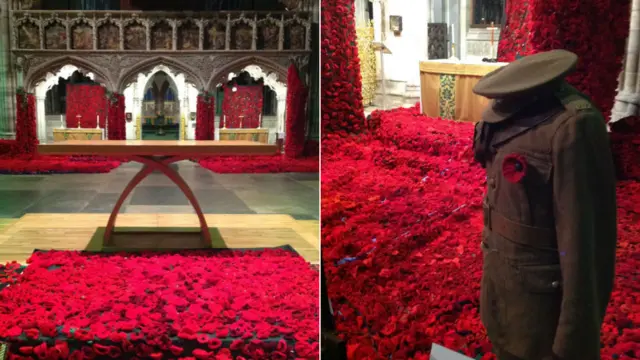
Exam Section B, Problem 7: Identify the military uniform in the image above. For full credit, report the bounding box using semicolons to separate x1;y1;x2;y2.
472;50;617;360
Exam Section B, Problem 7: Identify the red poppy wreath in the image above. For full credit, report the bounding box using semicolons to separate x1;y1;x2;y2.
502;153;528;183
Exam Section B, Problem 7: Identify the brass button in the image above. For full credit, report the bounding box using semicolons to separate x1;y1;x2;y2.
551;281;561;288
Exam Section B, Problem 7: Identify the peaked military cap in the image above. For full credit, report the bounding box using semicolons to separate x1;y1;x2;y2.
473;49;578;99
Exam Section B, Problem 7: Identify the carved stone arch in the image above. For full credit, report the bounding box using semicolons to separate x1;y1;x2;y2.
228;65;287;100
117;56;205;92
207;56;288;92
25;55;113;92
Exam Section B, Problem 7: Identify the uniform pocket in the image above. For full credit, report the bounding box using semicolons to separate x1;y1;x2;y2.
480;241;561;358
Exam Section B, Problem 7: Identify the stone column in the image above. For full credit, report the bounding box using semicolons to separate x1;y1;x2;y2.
372;0;382;42
612;0;640;121
0;0;16;139
405;0;430;98
35;90;47;143
459;0;468;60
354;0;368;27
276;96;286;135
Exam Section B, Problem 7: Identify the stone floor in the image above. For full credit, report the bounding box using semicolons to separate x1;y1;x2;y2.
0;161;319;220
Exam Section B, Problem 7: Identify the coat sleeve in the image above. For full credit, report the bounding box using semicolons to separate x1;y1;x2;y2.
550;112;607;359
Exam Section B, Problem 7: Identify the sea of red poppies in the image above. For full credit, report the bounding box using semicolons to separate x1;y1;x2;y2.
321;105;640;359
198;155;319;174
0;249;319;360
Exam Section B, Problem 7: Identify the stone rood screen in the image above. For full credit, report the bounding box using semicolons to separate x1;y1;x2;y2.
11;10;312;52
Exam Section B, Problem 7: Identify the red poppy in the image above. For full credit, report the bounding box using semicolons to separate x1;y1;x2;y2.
322;104;640;359
0;249;319;359
502;154;528;183
198;154;318;173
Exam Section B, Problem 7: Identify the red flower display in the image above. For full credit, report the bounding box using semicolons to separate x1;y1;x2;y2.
498;0;630;121
610;127;640;181
14;91;38;156
66;85;108;128
196;94;214;140
321;0;365;136
502;154;528;183
0;153;121;174
199;154;319;173
221;86;263;129
322;105;640;359
107;93;126;140
0;249;319;359
285;63;309;158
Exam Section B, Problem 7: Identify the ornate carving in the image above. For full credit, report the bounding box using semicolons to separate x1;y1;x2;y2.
230;14;255;50
123;16;147;50
290;55;309;77
17;0;41;10
17;20;40;49
43;15;67;50
177;19;199;50
70;16;93;50
204;18;226;50
257;15;281;50
288;25;305;50
240;64;287;100
150;20;173;50
97;15;120;50
279;0;303;10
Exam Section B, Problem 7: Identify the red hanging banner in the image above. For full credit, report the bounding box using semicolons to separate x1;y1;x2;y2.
221;85;263;129
66;84;107;129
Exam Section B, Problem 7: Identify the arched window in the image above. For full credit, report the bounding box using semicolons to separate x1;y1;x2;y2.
143;88;154;101
165;88;175;101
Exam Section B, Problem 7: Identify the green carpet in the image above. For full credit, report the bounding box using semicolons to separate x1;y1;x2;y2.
141;130;179;141
86;227;226;252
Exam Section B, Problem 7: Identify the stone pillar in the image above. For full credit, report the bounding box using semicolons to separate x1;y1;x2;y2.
612;0;640;121
35;90;47;143
0;0;16;139
459;0;468;60
405;0;430;98
372;0;382;42
276;96;286;135
355;0;369;27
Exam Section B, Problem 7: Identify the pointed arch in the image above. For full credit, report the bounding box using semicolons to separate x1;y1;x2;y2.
25;56;113;92
117;56;205;92
207;56;288;92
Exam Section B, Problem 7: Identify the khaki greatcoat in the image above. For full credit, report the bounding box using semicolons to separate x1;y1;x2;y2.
474;83;617;360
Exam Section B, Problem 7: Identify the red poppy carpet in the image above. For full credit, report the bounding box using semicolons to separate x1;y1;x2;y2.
322;106;640;360
0;249;319;360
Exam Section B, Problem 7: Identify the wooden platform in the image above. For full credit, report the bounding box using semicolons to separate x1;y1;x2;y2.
0;214;319;264
38;140;278;156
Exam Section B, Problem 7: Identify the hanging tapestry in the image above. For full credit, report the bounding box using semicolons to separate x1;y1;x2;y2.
221;85;264;129
66;84;107;129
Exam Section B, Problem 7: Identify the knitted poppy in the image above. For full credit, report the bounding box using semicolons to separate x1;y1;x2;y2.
502;154;528;183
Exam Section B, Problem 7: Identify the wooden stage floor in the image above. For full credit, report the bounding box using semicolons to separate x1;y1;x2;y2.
0;214;319;264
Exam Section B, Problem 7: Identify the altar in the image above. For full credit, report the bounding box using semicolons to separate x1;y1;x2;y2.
219;128;270;144
419;59;508;122
53;128;105;142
